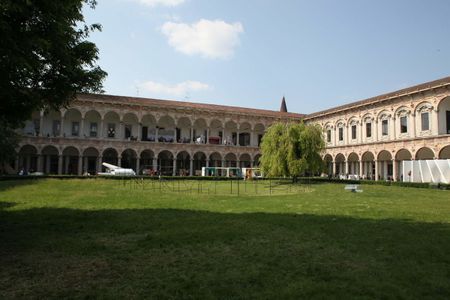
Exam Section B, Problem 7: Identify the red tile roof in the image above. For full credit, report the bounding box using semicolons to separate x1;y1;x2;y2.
304;76;450;119
78;93;305;119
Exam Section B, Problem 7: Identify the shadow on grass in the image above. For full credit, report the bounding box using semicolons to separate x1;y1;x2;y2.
1;208;450;299
0;178;40;192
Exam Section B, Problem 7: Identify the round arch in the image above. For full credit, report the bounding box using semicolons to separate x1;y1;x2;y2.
415;147;435;160
63;108;82;137
157;116;176;143
140;149;155;175
141;114;157;142
103;111;120;139
224;153;237;168
121;149;137;171
437;96;450;134
209;152;222;168
122;113;139;140
176;151;190;176
253;153;262;167
84;110;101;138
377;150;393;181
62;146;80;175
42;145;60;174
347;152;359;176
102;148;119;170
334;153;345;175
158;150;174;175
239;153;252;168
239;122;252;146
439;145;450;159
209;119;223;145
193;151;207;175
323;154;333;176
83;147;100;175
18;145;38;174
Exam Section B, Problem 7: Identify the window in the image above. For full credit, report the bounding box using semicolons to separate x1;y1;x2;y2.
90;122;97;137
421;112;429;131
351;125;357;140
338;127;343;141
366;123;372;138
327;129;331;143
107;123;116;138
71;122;79;136
382;120;388;136
400;116;408;133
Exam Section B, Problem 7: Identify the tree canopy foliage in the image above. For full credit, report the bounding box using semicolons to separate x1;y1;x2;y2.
0;0;107;163
259;122;325;177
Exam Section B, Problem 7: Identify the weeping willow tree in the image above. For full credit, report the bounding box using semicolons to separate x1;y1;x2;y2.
260;122;325;177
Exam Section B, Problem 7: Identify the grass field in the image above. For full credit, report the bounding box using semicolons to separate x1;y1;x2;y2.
1;179;450;299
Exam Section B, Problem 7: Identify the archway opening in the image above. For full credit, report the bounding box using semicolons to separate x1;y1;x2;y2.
176;151;190;176
158;150;173;175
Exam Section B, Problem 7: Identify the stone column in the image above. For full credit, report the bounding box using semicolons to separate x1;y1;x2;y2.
60;113;65;137
359;159;364;179
39;111;44;137
374;159;379;181
189;159;194;176
137;123;142;141
222;159;226;168
431;108;439;135
410;113;416;138
172;159;177;176
345;160;349;175
15;156;20;173
359;122;363;143
83;156;88;173
100;118;104;139
78;156;83;175
250;131;254;147
119;122;124;140
236;131;240;146
206;160;210;168
64;156;69;174
80;117;85;138
117;156;122;167
156;127;159;142
206;128;210;144
332;160;336;176
152;158;158;172
391;117;396;140
136;158;140;175
97;156;103;174
190;127;194;143
375;120;379;141
57;155;63;175
392;159;398;181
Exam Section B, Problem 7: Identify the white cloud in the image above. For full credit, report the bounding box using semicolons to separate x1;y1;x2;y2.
161;19;244;59
136;0;185;7
138;80;211;97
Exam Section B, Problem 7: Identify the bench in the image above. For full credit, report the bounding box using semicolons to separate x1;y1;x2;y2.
344;184;363;193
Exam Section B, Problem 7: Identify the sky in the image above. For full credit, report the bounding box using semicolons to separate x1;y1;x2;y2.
83;0;450;114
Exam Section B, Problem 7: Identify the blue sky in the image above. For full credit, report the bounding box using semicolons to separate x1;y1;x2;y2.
83;0;450;114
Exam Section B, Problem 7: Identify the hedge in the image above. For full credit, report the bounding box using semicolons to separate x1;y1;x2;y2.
0;175;448;190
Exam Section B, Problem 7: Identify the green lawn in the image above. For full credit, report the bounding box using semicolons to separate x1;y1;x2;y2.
1;179;450;299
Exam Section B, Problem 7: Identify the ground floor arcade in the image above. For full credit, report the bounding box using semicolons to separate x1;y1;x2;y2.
323;143;450;181
14;143;261;177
